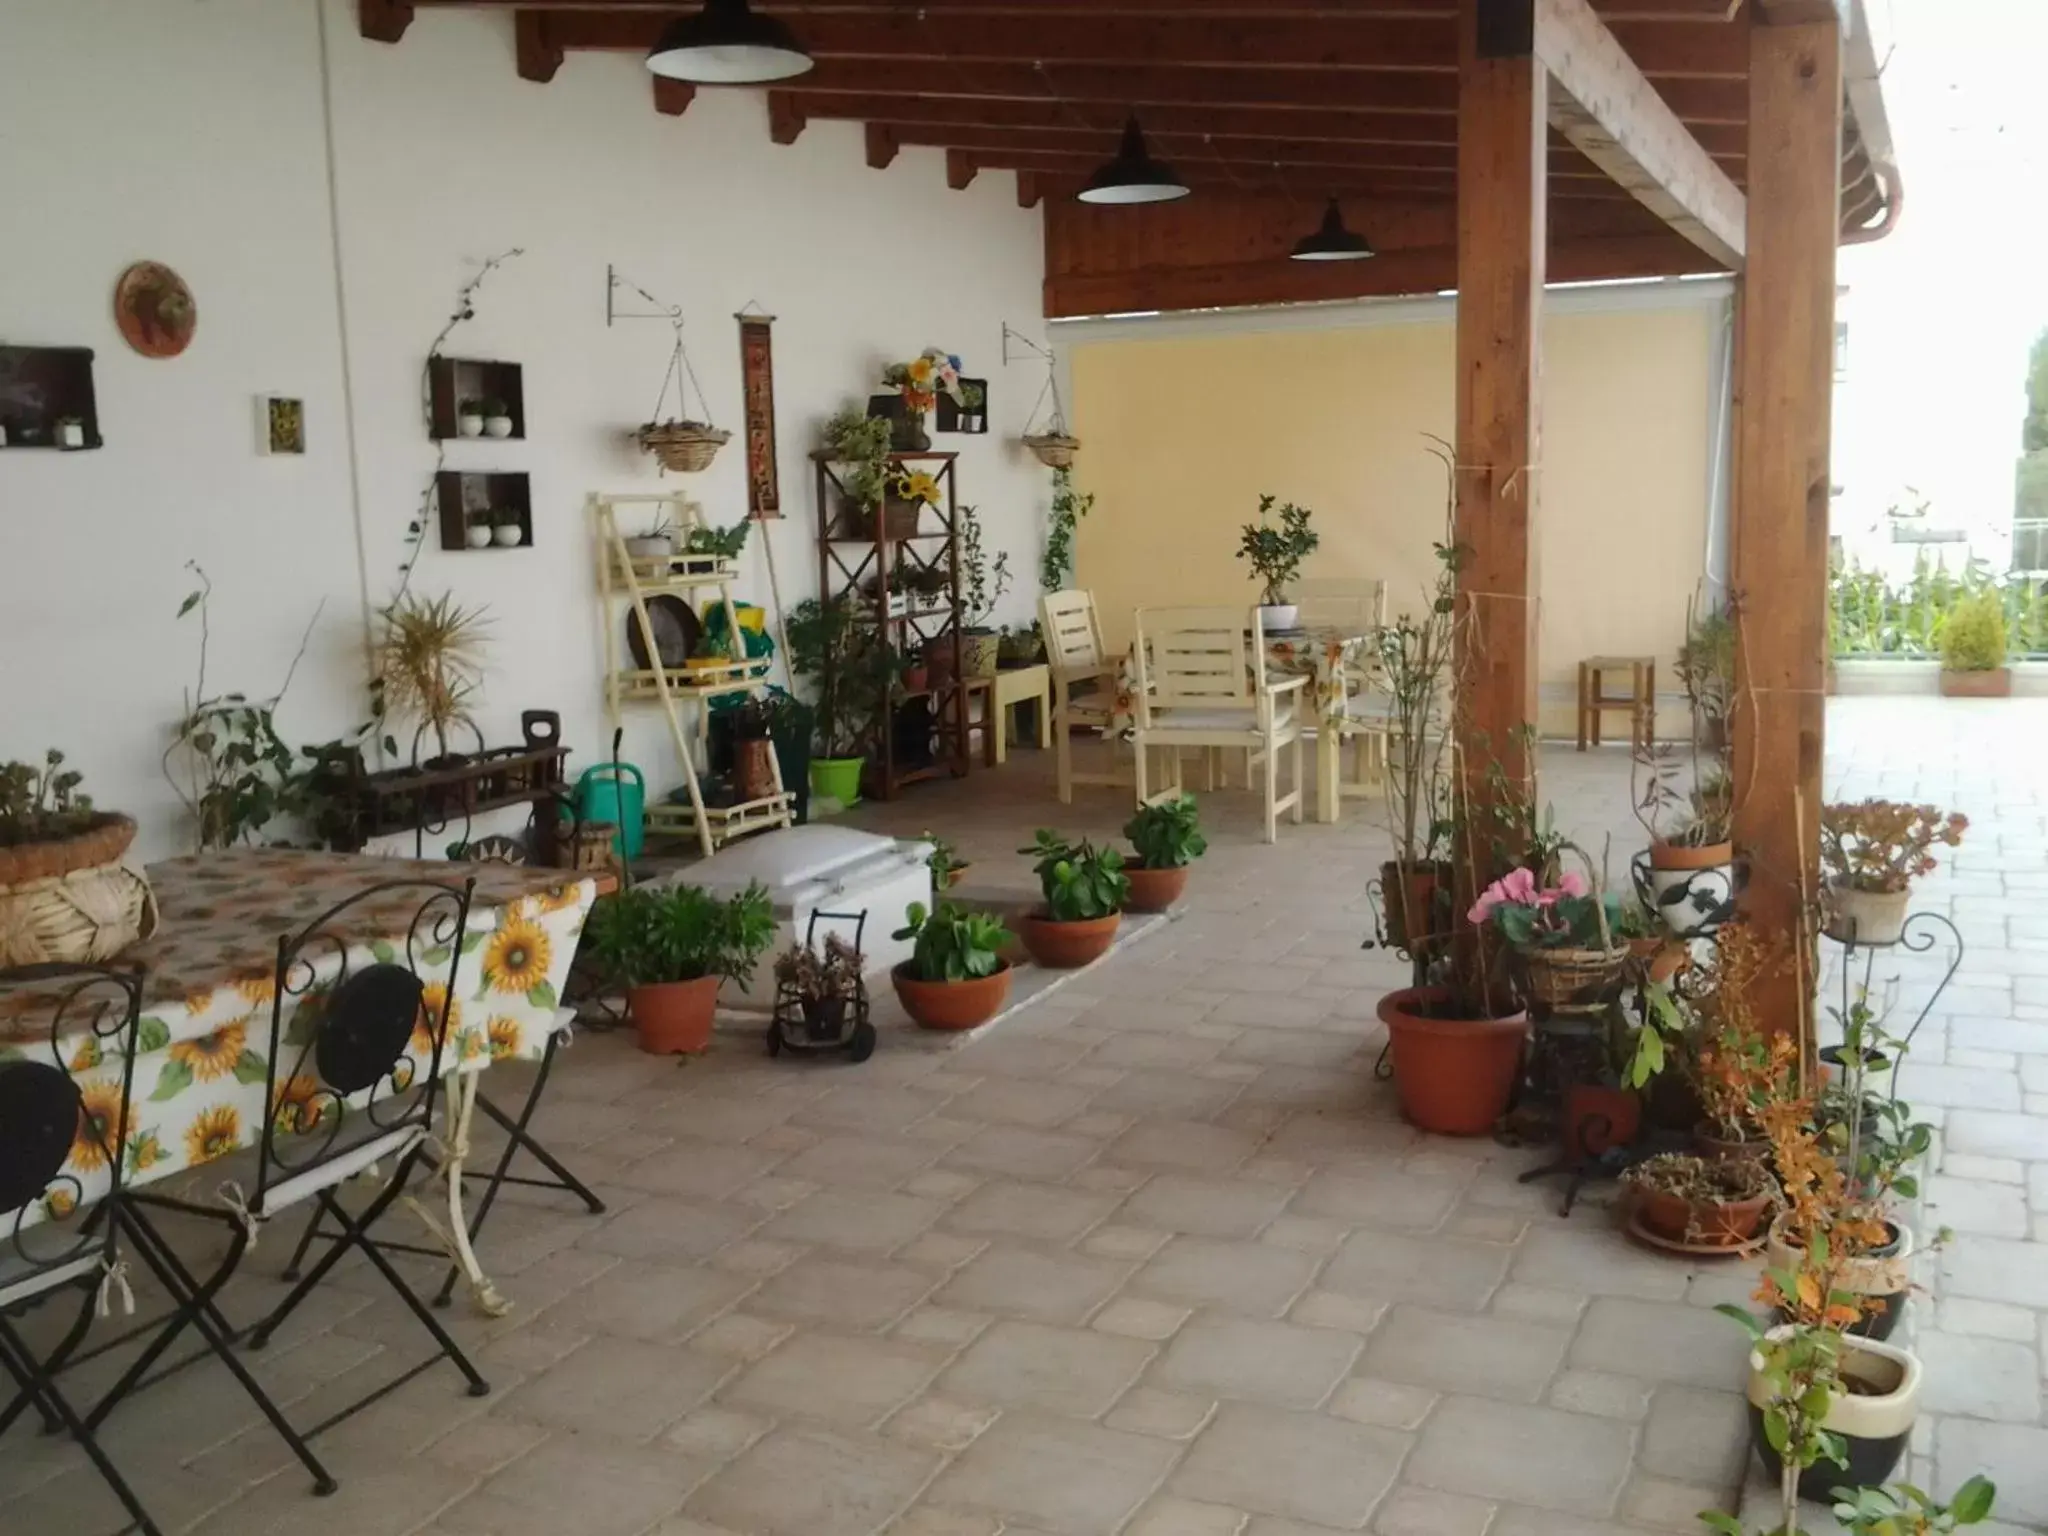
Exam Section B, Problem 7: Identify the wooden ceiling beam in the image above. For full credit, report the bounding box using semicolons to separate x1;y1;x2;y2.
1536;0;1746;267
653;77;695;115
967;150;1645;201
947;149;979;190
530;11;1754;79
865;120;898;168
785;90;1750;156
359;0;414;42
515;11;565;82
416;0;1746;18
767;92;808;144
1017;171;1042;208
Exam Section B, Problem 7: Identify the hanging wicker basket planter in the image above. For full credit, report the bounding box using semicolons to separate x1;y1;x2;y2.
1023;432;1080;469
0;814;159;967
1519;943;1630;1008
637;421;731;474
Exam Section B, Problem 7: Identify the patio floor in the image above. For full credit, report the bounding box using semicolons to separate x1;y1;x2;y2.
2;701;2043;1536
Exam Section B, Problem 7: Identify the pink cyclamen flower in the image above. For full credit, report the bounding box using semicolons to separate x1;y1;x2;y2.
1468;867;1541;924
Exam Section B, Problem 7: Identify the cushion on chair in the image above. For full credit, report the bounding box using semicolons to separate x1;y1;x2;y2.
253;1123;428;1217
0;1249;102;1311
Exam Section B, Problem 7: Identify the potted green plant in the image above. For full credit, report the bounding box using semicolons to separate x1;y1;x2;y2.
1235;493;1318;630
490;509;524;548
1825;1476;1996;1536
955;379;986;433
478;396;515;439
638;417;731;472
584;881;776;1054
0;751;154;968
464;508;494;549
623;516;675;561
923;832;968;890
1938;587;2010;696
957;502;1011;679
681;519;751;564
787;596;874;807
1634;602;1737;935
1819;799;1966;945
1016;830;1128;968
1376;535;1459;957
55;416;86;450
891;900;1012;1030
1122;793;1206;911
456;397;485;438
1040;468;1093;595
824;408;895;533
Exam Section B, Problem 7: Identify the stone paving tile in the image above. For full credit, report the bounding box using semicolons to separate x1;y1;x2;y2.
686;1422;941;1536
938;1319;1156;1417
1361;1305;1571;1404
1171;1401;1411;1528
928;1412;1181;1536
1408;1396;1636;1517
1151;1315;1362;1408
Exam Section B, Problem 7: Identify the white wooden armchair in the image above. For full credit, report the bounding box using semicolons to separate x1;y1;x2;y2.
1131;606;1305;844
1040;588;1125;803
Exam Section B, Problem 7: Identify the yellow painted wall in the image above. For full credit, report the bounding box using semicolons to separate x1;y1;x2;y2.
1067;296;1718;737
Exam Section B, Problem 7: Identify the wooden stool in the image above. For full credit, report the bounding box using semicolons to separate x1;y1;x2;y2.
1576;655;1655;751
960;676;999;767
992;663;1051;763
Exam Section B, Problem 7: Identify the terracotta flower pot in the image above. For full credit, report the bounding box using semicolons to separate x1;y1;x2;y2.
1628;936;1688;984
1379;860;1448;952
1019;910;1121;968
1376;986;1527;1137
1562;1084;1641;1158
1692;1122;1771;1167
892;961;1012;1031
1939;667;2011;698
1123;862;1189;913
1634;1184;1772;1247
629;975;721;1055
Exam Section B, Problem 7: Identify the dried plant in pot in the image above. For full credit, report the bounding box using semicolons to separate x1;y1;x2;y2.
770;931;872;1059
1633;601;1739;935
1819;799;1966;946
890;900;1012;1031
1122;793;1205;911
1621;1150;1775;1248
1016;830;1128;968
1679;922;1797;1163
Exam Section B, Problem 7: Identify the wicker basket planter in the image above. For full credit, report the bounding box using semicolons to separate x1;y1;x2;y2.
637;422;731;474
1519;943;1630;1008
0;814;158;967
1022;433;1079;469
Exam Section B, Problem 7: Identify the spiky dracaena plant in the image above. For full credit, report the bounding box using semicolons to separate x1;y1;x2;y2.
375;591;490;758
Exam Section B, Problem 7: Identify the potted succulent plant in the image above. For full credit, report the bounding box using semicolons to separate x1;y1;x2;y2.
1236;493;1318;631
456;397;485;438
1819;799;1966;946
1633;603;1738;936
1937;587;2010;697
584;881;775;1054
491;509;524;548
55;416;87;450
1122;793;1206;912
479;396;515;438
1620;1150;1775;1247
0;751;154;967
891;899;1012;1030
1016;830;1129;968
924;833;968;891
464;509;494;549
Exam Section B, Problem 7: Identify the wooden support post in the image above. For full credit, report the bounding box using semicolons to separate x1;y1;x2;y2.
1731;8;1841;1042
653;78;695;117
515;13;564;83
359;0;413;43
865;122;899;169
946;148;978;190
1453;0;1546;894
1016;171;1042;209
767;92;808;145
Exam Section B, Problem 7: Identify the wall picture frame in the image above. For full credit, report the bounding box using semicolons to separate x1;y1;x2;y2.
256;393;306;456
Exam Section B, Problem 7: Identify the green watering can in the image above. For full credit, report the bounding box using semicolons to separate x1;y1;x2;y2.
575;759;645;861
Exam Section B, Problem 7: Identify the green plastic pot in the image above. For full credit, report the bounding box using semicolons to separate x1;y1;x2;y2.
810;756;863;807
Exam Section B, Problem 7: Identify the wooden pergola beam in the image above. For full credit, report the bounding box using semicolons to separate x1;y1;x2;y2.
964;152;1642;203
864;120;899;169
947;149;979;190
526;10;1755;79
764;90;1754;158
767;92;808;144
414;0;1746;15
653;77;695;115
1453;0;1546;880
1731;8;1842;1041
359;0;414;42
515;11;565;82
1535;0;1745;267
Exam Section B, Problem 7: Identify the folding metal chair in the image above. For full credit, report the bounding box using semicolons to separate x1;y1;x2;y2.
0;964;159;1533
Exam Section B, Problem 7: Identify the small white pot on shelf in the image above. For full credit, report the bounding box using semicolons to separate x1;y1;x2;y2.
484;414;515;439
465;523;494;549
456;412;484;439
56;420;86;450
1258;602;1299;632
492;522;524;548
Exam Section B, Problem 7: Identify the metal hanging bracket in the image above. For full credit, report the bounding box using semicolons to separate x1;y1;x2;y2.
607;264;684;327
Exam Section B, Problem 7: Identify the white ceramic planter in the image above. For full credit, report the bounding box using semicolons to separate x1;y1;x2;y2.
57;421;85;449
1259;603;1299;633
1824;881;1910;946
492;523;523;548
484;415;515;439
457;413;483;438
623;535;674;559
465;524;493;549
1747;1325;1919;1498
1643;842;1739;937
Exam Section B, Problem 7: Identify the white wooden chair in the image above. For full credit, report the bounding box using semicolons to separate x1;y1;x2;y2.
1292;579;1391;809
1132;606;1305;844
1040;589;1125;803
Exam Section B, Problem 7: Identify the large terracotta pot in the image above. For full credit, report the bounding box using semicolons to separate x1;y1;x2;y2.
629;975;721;1055
892;961;1012;1031
1939;667;2011;698
1019;910;1121;968
1376;986;1527;1137
1563;1084;1641;1158
1123;862;1189;913
1634;1184;1772;1247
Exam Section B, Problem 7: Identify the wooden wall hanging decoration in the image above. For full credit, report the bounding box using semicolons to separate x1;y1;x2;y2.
737;312;780;519
114;261;197;359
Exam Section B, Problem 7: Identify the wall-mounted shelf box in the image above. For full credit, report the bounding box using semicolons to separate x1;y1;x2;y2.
427;356;527;441
435;470;532;550
0;345;102;450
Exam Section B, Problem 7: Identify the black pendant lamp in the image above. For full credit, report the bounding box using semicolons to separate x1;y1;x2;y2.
1077;116;1190;205
646;0;814;85
1291;199;1375;261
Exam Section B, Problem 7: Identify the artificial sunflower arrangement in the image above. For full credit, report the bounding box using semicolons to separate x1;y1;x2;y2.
892;468;944;508
882;348;965;416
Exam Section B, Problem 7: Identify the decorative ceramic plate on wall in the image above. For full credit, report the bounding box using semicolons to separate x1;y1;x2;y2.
114;262;197;359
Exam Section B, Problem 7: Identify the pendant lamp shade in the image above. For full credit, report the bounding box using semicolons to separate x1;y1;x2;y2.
1290;199;1375;261
1077;116;1190;205
646;0;814;84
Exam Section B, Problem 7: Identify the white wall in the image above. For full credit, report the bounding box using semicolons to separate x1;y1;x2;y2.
0;0;1048;860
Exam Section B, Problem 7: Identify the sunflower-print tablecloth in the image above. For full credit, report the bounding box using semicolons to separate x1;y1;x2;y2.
0;849;595;1231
